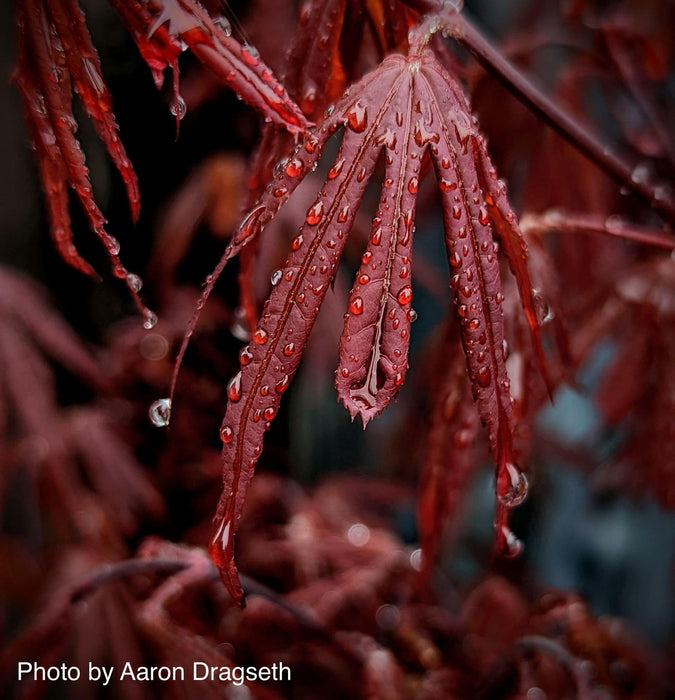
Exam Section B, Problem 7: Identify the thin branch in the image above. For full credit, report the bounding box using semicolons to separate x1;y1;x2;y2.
398;0;675;225
520;210;675;249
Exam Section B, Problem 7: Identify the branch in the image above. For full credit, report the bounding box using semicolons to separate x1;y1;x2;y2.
520;210;675;250
399;0;675;225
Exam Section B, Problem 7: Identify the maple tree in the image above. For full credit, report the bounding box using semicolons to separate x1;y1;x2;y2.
2;0;674;698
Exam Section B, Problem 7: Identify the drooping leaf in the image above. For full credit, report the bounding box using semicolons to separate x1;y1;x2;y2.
209;37;545;602
14;0;151;317
109;0;309;134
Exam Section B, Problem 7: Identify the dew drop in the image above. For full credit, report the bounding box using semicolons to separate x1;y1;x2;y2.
450;251;462;268
476;365;491;387
478;207;490;225
397;285;413;305
358;273;370;285
452;205;462;219
350;297;364;315
127;273;143;292
498;462;529;507
285;158;303;177
362;251;372;264
107;237;121;255
214;16;232;35
305;201;324;225
338;205;350;223
253;329;268;344
149;398;171;427
532;289;555;324
371;228;382;245
346;101;368;132
270;269;283;286
283;342;295;356
408;177;419;194
220;425;234;443
170;95;187;120
275;375;290;393
227;371;243;402
263;407;276;420
499;526;523;558
328;157;345;179
143;311;158;329
291;234;304;250
408;308;418;322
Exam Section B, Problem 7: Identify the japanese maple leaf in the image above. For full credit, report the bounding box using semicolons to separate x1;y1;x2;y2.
14;0;307;323
207;23;547;606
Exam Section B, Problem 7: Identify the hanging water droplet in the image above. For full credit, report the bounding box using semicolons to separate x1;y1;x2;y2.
408;308;418;322
170;95;187;120
239;345;253;365
143;310;158;329
107;237;121;255
127;273;143;292
532;289;554;324
350;297;364;315
499;526;523;558
149;398;171;427
498;462;529;507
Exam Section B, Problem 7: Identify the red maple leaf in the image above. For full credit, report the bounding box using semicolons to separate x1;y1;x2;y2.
207;23;548;606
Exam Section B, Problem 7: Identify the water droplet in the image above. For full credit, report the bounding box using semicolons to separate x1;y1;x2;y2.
337;204;350;223
127;273;143;292
450;251;462;268
346;101;368;132
397;285;413;305
376;604;400;631
452;205;461;219
143;311;158;329
214;16;232;35
408;308;418;322
498;462;529;507
371;228;382;245
227;371;243;402
358;273;370;285
285;158;303;177
239;204;266;241
408;177;419;194
253;329;268;344
305;201;324;225
478;207;490;225
270;269;283;286
291;234;304;250
283;342;295;356
220;425;234;443
241;43;260;66
275;374;290;393
107;237;121;255
263;406;276;420
149;398;171;427
439;178;456;191
475;365;491;386
630;162;650;184
170;95;186;119
347;522;370;546
328;157;344;179
362;251;372;264
532;289;554;324
350;297;364;315
499;525;523;558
